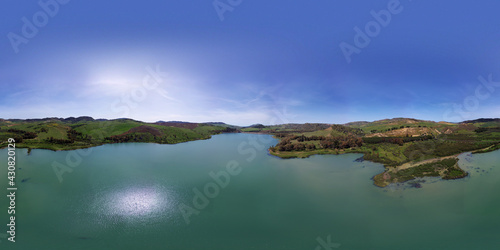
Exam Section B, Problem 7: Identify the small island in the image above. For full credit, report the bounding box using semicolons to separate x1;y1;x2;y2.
2;116;500;187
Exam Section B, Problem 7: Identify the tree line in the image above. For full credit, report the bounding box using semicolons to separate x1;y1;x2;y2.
4;128;38;139
362;135;433;145
271;135;363;152
45;129;91;144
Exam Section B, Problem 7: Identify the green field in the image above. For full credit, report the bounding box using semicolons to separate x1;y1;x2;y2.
0;117;237;151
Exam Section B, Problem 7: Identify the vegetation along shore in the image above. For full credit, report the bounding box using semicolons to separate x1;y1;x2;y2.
2;116;499;187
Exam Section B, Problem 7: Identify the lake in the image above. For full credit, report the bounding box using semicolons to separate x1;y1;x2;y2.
1;133;499;249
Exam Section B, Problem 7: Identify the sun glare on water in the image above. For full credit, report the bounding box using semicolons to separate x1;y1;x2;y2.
112;188;161;216
94;185;174;220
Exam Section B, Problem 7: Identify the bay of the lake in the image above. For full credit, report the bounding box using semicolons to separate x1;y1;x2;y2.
1;133;499;249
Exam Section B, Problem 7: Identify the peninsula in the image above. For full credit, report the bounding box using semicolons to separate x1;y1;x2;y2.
243;118;500;187
2;116;499;187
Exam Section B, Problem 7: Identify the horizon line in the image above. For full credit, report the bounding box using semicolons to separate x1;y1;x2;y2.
1;116;499;127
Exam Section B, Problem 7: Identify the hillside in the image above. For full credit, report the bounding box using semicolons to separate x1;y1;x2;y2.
2;116;500;188
0;117;239;151
265;118;500;187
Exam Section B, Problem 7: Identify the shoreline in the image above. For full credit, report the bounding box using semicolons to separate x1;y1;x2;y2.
3;132;498;188
0;131;255;152
268;138;499;188
0;134;223;152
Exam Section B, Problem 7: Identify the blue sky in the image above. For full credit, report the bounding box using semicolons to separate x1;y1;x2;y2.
1;0;500;125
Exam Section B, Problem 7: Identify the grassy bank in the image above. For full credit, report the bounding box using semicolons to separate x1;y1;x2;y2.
0;117;238;151
2;116;499;188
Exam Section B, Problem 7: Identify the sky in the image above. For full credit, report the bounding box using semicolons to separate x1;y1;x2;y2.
1;0;500;126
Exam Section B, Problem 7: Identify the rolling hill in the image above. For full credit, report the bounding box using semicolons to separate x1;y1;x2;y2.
0;117;238;150
2;116;500;187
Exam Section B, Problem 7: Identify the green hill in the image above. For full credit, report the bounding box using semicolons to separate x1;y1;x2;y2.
266;118;500;187
0;117;239;151
2;116;500;187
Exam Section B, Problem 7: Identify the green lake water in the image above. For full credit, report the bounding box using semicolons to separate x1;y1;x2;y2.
1;133;499;249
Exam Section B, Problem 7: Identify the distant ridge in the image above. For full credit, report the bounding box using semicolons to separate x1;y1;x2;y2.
343;121;370;126
462;118;500;123
2;116;500;127
155;121;199;129
5;116;95;123
156;121;192;124
344;118;433;126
